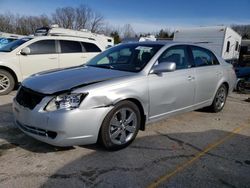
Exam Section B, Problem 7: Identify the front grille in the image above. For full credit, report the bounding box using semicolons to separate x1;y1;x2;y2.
17;121;57;139
16;86;46;110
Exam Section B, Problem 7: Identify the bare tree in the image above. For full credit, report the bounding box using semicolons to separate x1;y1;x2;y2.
89;12;104;32
0;13;15;33
52;5;104;32
75;5;91;30
122;24;135;38
52;7;76;29
0;4;106;35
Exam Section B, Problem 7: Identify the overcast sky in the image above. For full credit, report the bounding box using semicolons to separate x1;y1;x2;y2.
0;0;249;32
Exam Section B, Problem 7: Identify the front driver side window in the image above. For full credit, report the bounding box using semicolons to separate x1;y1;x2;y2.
158;45;190;70
28;40;56;55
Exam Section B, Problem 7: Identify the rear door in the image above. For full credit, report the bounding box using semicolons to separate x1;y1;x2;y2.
19;39;59;79
81;42;102;63
58;40;102;68
189;45;222;104
148;45;196;119
59;40;84;68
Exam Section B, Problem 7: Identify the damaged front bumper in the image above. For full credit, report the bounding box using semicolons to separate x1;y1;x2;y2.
13;98;113;147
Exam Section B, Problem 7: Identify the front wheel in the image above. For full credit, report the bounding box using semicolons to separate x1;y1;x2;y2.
99;101;141;150
209;84;228;113
0;70;15;95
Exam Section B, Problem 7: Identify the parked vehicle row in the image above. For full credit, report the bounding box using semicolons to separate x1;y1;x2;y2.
13;42;236;150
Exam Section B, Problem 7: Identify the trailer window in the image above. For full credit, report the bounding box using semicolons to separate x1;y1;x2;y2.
235;41;239;51
226;41;230;52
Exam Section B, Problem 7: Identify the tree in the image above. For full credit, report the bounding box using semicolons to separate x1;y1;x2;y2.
156;29;174;39
52;7;76;29
75;5;91;30
52;5;104;32
122;24;135;38
110;31;121;44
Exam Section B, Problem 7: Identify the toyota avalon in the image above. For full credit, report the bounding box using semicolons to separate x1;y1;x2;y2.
13;42;237;150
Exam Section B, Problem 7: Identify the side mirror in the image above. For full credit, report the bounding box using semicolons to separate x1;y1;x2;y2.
151;62;176;74
20;47;31;55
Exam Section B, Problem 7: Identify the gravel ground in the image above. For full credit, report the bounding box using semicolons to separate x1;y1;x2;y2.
0;91;250;188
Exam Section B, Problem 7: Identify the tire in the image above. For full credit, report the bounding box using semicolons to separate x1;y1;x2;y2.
236;80;245;93
99;100;141;150
0;69;15;95
209;84;228;113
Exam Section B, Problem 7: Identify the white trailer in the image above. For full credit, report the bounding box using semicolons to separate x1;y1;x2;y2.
34;25;114;49
173;26;242;62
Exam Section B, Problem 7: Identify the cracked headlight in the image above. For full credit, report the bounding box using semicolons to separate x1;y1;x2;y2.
45;93;88;112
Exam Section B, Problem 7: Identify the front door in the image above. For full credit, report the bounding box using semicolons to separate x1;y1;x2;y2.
19;40;59;79
148;45;195;119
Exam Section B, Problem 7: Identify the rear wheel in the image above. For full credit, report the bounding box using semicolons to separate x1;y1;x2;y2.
99;101;141;150
236;80;245;93
209;84;228;113
0;70;15;95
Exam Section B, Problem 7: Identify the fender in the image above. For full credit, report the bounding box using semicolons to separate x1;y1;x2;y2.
0;63;22;83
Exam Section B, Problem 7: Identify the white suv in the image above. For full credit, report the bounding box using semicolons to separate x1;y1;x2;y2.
0;36;104;95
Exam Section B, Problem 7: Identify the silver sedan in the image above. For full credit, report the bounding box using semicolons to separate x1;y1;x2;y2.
13;42;236;150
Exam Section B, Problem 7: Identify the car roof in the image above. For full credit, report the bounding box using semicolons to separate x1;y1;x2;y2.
28;35;98;41
120;40;212;48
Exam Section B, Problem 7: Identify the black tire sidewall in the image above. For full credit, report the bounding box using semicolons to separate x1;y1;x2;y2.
99;100;141;150
211;84;228;113
0;70;15;95
237;80;245;92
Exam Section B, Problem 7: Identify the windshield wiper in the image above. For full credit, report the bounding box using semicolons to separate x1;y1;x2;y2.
88;64;114;69
0;50;10;52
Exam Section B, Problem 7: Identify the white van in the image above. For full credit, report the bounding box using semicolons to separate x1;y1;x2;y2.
0;36;104;95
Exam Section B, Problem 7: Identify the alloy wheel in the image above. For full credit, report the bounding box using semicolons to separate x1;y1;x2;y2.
215;86;226;110
0;73;10;93
109;107;137;145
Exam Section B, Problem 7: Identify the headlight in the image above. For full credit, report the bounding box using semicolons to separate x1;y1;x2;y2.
45;93;88;112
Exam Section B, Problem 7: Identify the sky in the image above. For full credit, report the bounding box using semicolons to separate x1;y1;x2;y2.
0;0;250;33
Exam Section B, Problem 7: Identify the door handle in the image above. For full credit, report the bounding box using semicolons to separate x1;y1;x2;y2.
188;76;195;81
216;71;223;76
49;57;57;60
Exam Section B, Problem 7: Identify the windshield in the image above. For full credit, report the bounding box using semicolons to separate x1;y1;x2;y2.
87;43;163;72
0;38;32;52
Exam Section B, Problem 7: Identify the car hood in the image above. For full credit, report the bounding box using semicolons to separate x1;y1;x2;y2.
22;66;135;95
0;52;9;56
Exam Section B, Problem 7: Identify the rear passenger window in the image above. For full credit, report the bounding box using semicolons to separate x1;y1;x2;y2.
60;40;82;53
158;45;190;70
191;46;219;67
82;42;101;52
28;40;56;55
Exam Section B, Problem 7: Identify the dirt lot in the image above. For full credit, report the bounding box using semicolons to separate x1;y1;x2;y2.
0;91;250;188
